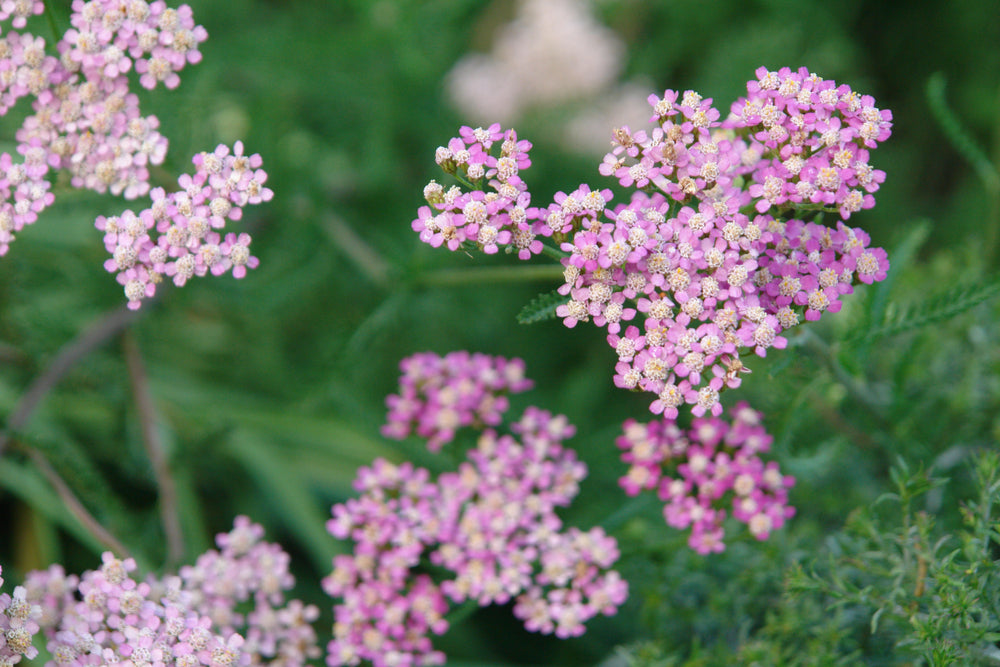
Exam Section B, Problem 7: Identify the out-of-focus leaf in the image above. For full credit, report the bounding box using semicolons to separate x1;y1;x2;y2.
226;430;346;572
0;459;106;556
846;273;1000;346
517;290;569;325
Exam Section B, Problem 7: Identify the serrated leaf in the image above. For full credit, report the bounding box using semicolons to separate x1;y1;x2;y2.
846;274;1000;346
516;290;568;324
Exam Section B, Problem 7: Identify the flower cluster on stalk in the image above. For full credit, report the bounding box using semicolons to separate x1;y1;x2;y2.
0;0;268;308
1;566;42;666
324;352;628;667
411;67;892;418
381;350;534;451
18;518;319;667
617;402;794;553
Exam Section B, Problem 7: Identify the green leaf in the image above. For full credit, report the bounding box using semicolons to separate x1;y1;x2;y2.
0;458;106;556
870;606;885;634
226;430;345;572
926;73;1000;195
516;289;568;324
845;273;1000;346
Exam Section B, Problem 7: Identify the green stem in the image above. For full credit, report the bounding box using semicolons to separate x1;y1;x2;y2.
44;2;61;42
774;202;839;217
124;333;185;567
418;264;564;287
600;493;654;531
539;242;568;260
0;307;139;456
10;438;133;560
799;328;887;418
444;599;480;627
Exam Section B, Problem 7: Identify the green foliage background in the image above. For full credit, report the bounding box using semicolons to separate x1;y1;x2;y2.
1;0;999;664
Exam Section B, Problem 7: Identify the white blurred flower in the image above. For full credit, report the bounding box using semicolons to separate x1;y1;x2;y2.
447;0;625;125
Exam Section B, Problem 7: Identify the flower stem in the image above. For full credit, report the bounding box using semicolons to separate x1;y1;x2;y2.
124;332;185;567
44;2;62;43
539;242;569;260
0;306;139;456
21;444;133;559
419;264;564;287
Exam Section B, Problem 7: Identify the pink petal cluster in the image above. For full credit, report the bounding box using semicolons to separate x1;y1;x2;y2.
382;350;534;451
0;0;207;254
617;402;794;553
0;565;42;665
0;2;264;309
327;353;629;666
176;517;321;666
23;553;251;667
19;518;317;667
326;407;627;666
411;68;892;418
96;142;270;309
412;124;541;258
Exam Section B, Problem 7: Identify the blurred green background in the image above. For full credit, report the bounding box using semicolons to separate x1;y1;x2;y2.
2;0;999;664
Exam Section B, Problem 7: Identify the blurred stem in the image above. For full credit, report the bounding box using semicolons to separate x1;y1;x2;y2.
124;332;184;567
599;493;654;531
0;306;140;559
812;401;879;450
44;2;61;42
418;264;563;287
444;599;480;627
926;73;1000;266
0;306;139;457
539;242;569;260
324;214;391;288
799;328;886;417
12;439;132;558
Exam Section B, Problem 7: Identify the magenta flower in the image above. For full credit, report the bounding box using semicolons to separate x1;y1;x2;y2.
618;402;794;552
328;375;627;664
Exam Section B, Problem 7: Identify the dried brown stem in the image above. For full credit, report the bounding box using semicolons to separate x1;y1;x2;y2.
124;332;185;565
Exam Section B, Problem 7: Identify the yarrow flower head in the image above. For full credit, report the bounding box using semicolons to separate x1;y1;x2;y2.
617;402;795;553
0;2;266;309
19;518;318;667
411;68;892;418
382;350;534;451
96;141;269;309
0;566;42;666
325;353;628;665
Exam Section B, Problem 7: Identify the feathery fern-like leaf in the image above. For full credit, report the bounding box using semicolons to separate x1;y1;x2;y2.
847;274;1000;345
926;73;1000;195
517;290;569;324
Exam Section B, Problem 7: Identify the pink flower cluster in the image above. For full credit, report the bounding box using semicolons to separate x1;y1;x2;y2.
175;516;321;666
325;354;628;666
410;68;892;417
18;517;318;667
23;552;250;667
1;565;41;665
382;350;534;451
412;124;539;257
0;1;265;308
96;142;270;309
617;402;794;554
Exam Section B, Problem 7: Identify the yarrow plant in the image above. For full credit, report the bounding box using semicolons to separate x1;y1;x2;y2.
381;350;535;451
1;566;42;666
17;517;319;667
0;0;270;309
324;351;628;666
617;402;794;553
411;67;892;419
